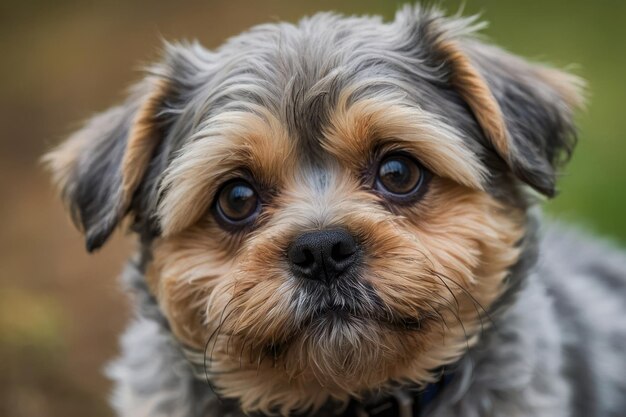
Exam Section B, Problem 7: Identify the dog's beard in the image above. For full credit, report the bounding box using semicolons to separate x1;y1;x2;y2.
204;274;433;386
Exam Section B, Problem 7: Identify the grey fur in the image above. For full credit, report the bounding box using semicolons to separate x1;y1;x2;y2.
52;5;626;417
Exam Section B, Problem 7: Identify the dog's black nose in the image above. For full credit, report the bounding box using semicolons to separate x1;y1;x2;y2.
287;229;358;283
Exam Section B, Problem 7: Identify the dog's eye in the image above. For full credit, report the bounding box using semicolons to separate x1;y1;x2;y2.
215;180;260;226
375;154;425;198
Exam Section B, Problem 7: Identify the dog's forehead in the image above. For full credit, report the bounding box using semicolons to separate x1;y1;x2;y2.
183;13;482;158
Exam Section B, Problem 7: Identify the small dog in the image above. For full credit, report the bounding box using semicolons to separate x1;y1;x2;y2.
46;6;626;417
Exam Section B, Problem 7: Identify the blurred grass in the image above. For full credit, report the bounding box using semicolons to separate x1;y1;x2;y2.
0;287;65;349
0;1;624;416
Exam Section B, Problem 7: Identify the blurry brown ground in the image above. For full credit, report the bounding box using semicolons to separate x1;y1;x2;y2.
1;1;625;417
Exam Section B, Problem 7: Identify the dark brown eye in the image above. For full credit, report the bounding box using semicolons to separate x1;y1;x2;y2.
215;180;260;226
376;154;425;198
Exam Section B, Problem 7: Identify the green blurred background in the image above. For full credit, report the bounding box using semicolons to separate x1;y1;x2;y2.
0;1;624;416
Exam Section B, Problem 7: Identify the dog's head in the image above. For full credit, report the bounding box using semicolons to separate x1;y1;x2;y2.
45;6;583;415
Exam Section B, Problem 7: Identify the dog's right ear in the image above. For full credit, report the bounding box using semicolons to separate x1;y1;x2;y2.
45;42;215;252
39;33;212;257
45;76;170;252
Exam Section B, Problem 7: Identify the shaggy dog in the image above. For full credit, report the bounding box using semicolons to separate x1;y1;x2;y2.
45;6;626;417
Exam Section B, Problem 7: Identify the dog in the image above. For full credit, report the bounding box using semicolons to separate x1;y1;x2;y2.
45;5;626;417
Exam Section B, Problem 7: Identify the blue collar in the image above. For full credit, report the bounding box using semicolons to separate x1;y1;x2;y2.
338;372;455;417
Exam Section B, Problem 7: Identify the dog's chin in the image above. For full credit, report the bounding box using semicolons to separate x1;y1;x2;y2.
305;304;424;333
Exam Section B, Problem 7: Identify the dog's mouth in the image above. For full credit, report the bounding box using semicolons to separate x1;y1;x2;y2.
293;279;428;332
306;302;426;331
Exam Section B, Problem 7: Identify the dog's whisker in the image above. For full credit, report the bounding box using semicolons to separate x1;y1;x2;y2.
429;268;496;333
421;299;451;335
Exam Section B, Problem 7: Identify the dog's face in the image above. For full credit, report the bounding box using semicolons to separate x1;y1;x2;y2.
46;7;583;415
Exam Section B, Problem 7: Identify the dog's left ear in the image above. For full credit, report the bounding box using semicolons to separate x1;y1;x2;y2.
44;75;171;252
433;33;585;197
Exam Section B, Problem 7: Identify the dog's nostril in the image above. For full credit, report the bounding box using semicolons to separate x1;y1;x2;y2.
331;240;356;263
294;248;315;268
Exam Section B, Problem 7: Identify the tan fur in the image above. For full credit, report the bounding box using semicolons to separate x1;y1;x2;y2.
157;107;296;235
435;38;585;167
147;221;230;348
119;77;171;212
43;129;87;205
535;66;587;111
436;39;511;157
145;98;526;414
323;92;488;190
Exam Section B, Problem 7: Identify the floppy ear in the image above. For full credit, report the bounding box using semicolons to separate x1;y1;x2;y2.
44;75;171;252
433;33;585;197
